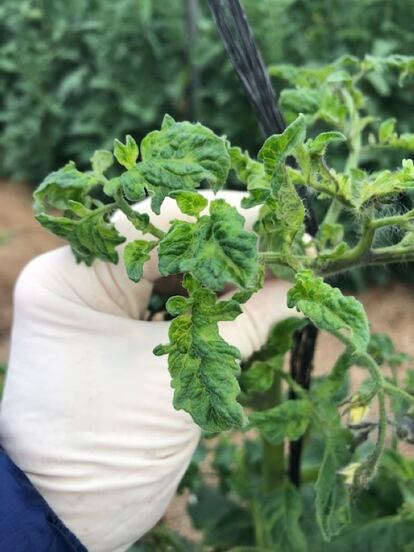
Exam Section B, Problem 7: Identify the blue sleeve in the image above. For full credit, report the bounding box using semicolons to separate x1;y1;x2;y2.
0;445;88;551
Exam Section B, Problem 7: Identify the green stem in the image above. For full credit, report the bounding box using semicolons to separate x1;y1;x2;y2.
251;498;267;547
383;380;414;407
114;190;165;239
370;210;414;229
322;200;343;227
322;89;361;227
357;353;387;476
261;374;285;494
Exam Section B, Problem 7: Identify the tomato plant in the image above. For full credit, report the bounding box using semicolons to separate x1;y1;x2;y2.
35;55;414;550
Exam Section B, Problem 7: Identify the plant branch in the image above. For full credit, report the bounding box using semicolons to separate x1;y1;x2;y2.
114;190;165;239
261;371;285;493
356;353;387;480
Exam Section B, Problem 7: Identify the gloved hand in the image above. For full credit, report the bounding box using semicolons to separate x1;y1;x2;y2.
0;191;293;552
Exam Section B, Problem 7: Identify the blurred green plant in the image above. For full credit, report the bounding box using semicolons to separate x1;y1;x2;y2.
2;0;414;183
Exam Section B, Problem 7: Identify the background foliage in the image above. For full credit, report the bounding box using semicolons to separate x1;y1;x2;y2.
2;0;414;183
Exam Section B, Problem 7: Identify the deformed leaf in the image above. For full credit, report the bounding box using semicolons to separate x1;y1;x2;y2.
34;161;99;212
261;317;308;360
36;202;125;265
378;118;397;143
259;168;305;264
136;114;231;213
360;159;414;206
241;356;283;395
230;147;270;208
123;240;157;282
258;114;306;175
114;134;139;170
91;149;114;174
249;399;312;444
171;190;208;218
154;276;246;432
118;168;147;201
287;270;370;352
158;199;259;291
306;131;346;155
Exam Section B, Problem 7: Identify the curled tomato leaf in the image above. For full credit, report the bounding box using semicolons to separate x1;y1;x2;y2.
158;199;259;292
154;276;246;432
288;270;369;352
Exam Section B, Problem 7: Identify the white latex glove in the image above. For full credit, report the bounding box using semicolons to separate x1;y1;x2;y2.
0;191;293;552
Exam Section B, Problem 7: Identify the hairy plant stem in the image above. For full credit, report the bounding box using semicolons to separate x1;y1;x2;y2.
322;88;361;228
319;242;414;278
251;498;267;547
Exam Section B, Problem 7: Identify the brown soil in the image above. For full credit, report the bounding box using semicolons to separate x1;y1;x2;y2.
1;182;414;538
0;181;62;361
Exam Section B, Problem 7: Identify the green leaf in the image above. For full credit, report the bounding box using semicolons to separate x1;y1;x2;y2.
118;168;147;202
90;149;114;174
288;270;370;352
114;134;139;170
171;190;208;217
258;114;306;175
154;276;246;432
103;177;121;197
36;203;125;265
325;516;414;552
260;485;307;552
317;223;344;247
360;159;414;205
250;399;312;444
306;131;346;155
188;485;254;548
316;424;353;541
34;161;99;212
264;317;308;358
230;147;270;208
241;356;283;395
123;240;157;282
136;115;231;213
259;169;305;265
316;242;350;268
158;199;259;292
378;118;397;143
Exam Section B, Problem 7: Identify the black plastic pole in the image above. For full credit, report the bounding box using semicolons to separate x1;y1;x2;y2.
207;0;319;487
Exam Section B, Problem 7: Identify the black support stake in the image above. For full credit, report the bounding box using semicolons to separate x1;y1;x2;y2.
207;0;319;487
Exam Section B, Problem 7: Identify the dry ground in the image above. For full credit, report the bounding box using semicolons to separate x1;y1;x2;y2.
1;181;414;538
